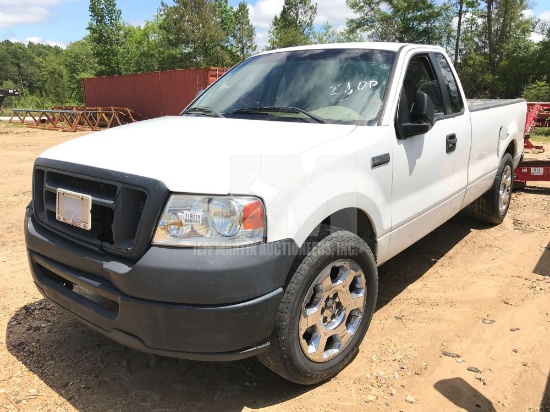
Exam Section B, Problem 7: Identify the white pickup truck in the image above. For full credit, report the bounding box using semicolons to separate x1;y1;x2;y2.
25;43;526;385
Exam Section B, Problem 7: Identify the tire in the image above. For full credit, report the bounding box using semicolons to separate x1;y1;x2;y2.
472;153;514;225
257;225;378;385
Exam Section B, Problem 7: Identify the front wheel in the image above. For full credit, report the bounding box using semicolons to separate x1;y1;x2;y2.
257;226;378;385
472;153;514;225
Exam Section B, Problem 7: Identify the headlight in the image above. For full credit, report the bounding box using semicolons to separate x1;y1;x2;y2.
153;195;265;247
208;198;240;237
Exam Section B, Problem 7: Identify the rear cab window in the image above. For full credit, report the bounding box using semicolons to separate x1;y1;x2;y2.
435;54;464;114
399;52;465;122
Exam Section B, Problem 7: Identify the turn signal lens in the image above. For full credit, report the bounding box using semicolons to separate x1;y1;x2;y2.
243;200;264;231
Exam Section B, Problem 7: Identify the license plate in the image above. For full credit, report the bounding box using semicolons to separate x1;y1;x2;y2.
56;189;92;231
531;167;544;176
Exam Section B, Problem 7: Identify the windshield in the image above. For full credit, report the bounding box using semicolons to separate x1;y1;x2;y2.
184;49;396;125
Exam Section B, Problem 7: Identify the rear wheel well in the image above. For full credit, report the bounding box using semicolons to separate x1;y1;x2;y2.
505;140;516;158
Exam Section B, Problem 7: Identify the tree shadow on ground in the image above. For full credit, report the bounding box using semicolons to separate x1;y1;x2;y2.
542;372;550;411
533;241;549;277
6;209;486;411
434;377;497;411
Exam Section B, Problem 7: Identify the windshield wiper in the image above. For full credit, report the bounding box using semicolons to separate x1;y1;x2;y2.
182;106;225;118
231;106;326;124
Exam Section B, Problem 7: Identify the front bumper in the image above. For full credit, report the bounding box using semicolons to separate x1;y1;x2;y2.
25;206;298;360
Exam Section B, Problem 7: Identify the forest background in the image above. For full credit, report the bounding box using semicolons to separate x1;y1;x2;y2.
1;0;550;110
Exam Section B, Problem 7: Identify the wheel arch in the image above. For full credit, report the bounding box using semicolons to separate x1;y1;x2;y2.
320;208;378;258
285;207;379;286
505;139;516;159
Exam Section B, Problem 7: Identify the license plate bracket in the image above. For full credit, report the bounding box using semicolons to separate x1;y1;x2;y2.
56;189;92;231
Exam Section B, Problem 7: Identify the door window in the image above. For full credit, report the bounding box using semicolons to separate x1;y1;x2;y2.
402;55;444;115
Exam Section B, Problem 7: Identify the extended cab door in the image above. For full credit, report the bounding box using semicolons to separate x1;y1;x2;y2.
386;52;472;260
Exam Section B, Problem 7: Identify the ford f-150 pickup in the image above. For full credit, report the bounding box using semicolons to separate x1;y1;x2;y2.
25;43;527;384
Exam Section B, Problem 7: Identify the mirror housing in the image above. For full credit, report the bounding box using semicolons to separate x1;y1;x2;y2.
400;91;435;139
402;122;432;137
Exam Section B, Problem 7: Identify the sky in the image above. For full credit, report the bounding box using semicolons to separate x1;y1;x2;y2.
0;0;549;50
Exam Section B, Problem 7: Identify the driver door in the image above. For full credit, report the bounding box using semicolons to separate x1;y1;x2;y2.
386;53;470;260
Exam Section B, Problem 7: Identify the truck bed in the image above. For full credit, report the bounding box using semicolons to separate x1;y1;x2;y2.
463;97;525;207
467;99;526;112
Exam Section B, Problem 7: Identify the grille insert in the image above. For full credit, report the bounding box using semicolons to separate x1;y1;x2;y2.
34;167;147;254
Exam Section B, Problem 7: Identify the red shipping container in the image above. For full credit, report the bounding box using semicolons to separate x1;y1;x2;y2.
83;67;229;119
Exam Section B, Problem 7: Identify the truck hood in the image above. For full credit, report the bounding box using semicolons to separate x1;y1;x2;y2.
39;116;356;194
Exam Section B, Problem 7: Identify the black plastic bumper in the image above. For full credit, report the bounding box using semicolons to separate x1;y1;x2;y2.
25;207;298;360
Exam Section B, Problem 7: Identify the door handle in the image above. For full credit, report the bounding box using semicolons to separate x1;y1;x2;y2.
446;134;457;154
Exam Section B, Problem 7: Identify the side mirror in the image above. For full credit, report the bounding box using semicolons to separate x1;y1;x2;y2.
401;91;435;138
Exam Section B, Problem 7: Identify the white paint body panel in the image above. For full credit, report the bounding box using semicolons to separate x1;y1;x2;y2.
40;116;356;194
462;102;526;208
37;43;526;266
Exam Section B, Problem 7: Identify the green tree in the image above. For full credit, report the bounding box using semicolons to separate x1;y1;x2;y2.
0;42;22;88
160;0;229;67
533;31;550;83
63;39;98;102
3;41;42;94
119;21;167;73
230;2;257;61
38;53;69;104
455;0;534;97
216;0;235;36
0;41;64;105
120;18;183;73
493;0;532;65
312;22;363;44
88;0;124;76
454;0;465;62
523;80;550;102
457;52;493;97
214;0;240;64
494;40;538;98
452;0;481;63
268;0;317;49
346;0;451;45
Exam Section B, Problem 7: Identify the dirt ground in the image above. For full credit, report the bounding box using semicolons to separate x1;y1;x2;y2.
0;123;548;412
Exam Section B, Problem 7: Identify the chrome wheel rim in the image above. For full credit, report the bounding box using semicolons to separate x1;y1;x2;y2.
499;165;512;214
299;259;366;363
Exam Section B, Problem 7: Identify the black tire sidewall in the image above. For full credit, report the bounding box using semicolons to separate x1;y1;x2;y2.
494;153;514;220
281;232;378;382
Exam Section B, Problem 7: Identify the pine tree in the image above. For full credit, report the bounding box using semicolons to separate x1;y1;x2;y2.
346;0;451;45
268;0;317;50
160;0;228;67
231;2;257;60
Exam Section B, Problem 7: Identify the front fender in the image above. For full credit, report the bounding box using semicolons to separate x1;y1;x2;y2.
247;130;394;263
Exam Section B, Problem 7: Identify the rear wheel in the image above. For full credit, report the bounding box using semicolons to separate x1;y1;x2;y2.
257;225;378;385
472;153;514;224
